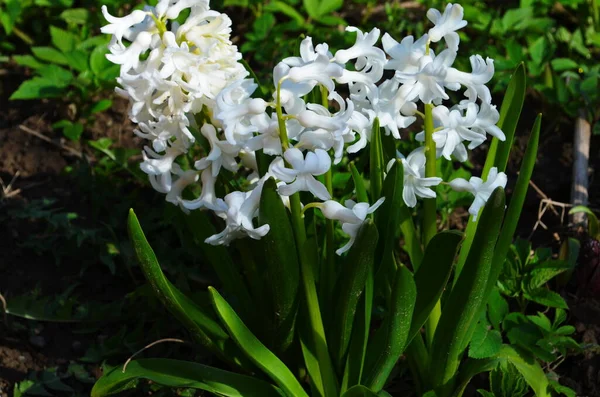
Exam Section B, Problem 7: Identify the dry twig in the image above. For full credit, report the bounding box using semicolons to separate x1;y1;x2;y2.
0;171;21;199
122;338;186;372
18;124;83;158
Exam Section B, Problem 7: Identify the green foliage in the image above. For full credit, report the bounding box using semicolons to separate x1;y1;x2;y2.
498;238;574;310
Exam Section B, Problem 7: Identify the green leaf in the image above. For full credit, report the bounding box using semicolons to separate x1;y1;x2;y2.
349;162;369;203
180;210;255;327
50;26;78;53
453;357;501;397
488;115;541;300
430;188;505;393
37;64;73;87
342;385;378;397
265;1;305;24
64;50;89;73
9;78;64;100
60;8;89;25
375;161;406;265
91;359;283;397
90;45;113;77
526;260;571;290
496;346;551;397
469;319;502;359
363;265;417;391
127;210;251;368
483;63;527;178
408;231;462;342
331;220;378;372
529;36;549;65
341;270;373;391
32;46;69;65
209;288;309;397
63;122;84;141
90;99;113;114
488;288;509;330
523;288;568;309
303;0;342;18
369;118;383;200
490;362;528;397
13;55;45;69
258;178;300;353
551;58;578;71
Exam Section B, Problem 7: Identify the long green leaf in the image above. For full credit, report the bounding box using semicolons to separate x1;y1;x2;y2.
128;210;248;366
341;270;373;392
350;162;369;203
488;115;541;299
408;231;462;343
91;359;284;397
259;178;300;353
459;63;526;280
209;287;309;397
299;301;326;397
429;188;505;395
342;385;379;397
484;63;527;176
363;265;417;391
331;220;379;373
182;210;255;322
375;160;403;269
370;117;384;200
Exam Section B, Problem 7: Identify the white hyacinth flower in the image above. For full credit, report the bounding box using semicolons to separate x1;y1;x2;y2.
427;4;467;52
415;102;505;162
382;33;429;75
269;148;332;201
316;198;385;255
449;167;507;220
394;49;459;104
446;55;495;103
400;148;443;207
335;27;386;85
179;168;227;212
100;6;149;44
205;182;270;246
194;124;240;177
296;94;354;164
352;80;417;140
282;37;344;94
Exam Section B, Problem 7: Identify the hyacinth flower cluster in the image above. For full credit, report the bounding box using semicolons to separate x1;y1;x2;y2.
102;0;509;254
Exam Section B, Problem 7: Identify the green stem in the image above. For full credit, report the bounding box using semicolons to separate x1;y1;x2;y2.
276;80;338;397
423;103;440;348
